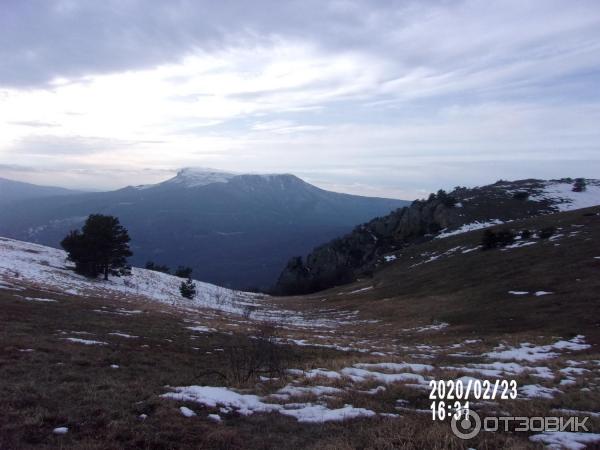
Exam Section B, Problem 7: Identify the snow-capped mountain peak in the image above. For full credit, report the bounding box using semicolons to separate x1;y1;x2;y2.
164;167;237;188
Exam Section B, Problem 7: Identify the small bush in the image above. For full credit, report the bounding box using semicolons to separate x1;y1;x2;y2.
513;191;529;200
520;229;532;239
222;323;288;385
145;261;170;274
242;304;257;319
496;229;516;246
481;228;515;250
179;278;196;299
538;226;556;239
174;266;193;279
481;229;498;250
572;178;587;192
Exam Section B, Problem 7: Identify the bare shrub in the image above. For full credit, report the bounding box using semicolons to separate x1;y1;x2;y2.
242;304;257;320
222;323;288;386
214;286;229;306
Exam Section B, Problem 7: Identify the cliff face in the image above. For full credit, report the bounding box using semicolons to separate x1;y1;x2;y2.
273;178;574;295
274;195;461;294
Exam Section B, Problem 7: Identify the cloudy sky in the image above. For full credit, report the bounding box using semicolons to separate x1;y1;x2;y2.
1;0;599;199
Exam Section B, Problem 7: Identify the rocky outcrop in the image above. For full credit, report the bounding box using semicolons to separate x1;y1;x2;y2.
273;194;462;295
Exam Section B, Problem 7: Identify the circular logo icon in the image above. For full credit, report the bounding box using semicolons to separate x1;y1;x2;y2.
451;410;481;440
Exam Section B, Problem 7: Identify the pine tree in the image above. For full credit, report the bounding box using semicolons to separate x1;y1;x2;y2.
175;266;193;279
61;214;132;280
180;278;197;299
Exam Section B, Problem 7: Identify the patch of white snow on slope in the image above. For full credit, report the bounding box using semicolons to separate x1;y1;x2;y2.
0;237;338;327
179;406;197;417
530;180;600;212
0;237;260;314
436;220;505;239
485;336;590;362
109;332;138;339
519;384;561;399
529;431;600;450
63;338;108;345
274;384;343;398
341;367;427;384
162;386;375;423
354;363;434;373
23;296;58;302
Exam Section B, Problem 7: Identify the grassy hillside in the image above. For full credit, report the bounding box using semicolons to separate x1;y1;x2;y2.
302;205;600;338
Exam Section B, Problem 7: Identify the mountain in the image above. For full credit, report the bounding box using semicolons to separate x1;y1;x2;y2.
0;177;81;207
0;168;408;289
274;178;600;294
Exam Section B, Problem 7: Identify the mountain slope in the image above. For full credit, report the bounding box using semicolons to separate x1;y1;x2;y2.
274;178;600;294
0;177;81;207
0;169;408;289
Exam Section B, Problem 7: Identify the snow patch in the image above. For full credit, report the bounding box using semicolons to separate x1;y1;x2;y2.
23;296;57;302
162;386;376;423
63;337;108;345
436;220;505;239
109;332;138;339
179;406;197;417
519;384;561;399
485;336;590;362
530;180;600;212
529;431;600;450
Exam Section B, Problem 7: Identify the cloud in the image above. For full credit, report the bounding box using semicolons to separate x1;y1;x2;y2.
8;135;143;156
0;0;599;196
8;120;59;128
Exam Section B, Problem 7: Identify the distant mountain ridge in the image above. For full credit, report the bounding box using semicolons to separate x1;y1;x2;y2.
0;168;408;289
0;177;81;207
274;178;600;294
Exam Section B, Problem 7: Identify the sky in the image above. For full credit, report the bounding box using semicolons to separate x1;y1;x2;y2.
1;0;600;200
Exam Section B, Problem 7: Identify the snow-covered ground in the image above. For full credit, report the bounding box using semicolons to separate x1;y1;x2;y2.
530;431;600;450
436;220;506;239
0;236;362;328
530;180;600;212
0;236;262;315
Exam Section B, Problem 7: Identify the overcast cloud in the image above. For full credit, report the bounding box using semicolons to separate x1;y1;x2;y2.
1;0;599;198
